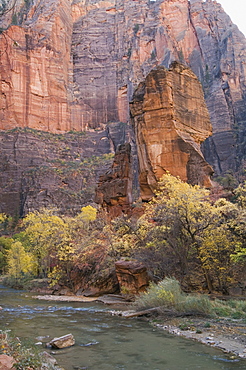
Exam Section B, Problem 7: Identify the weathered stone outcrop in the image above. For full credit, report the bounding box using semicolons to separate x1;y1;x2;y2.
130;63;213;199
0;354;15;370
115;260;149;294
95;143;133;218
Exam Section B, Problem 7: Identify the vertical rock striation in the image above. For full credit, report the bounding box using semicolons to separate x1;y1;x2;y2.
130;63;213;200
0;0;73;132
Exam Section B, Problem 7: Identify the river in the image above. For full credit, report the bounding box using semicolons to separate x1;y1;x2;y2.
0;285;245;370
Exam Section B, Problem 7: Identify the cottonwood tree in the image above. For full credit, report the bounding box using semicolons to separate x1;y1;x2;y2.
16;206;98;288
23;208;72;278
7;240;36;279
139;174;239;293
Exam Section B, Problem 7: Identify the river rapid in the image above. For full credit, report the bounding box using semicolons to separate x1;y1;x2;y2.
0;285;246;370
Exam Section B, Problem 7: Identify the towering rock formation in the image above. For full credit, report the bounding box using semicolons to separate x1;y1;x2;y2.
69;0;246;176
130;62;213;200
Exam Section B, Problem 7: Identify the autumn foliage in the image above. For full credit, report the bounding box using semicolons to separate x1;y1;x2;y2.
0;175;245;294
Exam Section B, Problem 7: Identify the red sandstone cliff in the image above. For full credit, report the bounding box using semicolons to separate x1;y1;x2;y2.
70;0;246;176
0;0;73;132
95;143;133;217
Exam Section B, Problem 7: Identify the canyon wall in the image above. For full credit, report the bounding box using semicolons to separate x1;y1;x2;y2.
95;143;133;217
69;0;246;176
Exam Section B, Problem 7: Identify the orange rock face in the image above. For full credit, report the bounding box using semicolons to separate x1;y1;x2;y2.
0;354;15;370
0;0;73;132
130;63;213;200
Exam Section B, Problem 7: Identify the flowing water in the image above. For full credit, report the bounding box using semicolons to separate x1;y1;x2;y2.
0;285;245;370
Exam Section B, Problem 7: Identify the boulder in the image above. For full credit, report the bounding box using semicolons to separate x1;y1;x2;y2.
115;260;150;294
47;334;75;349
40;351;57;366
0;354;15;370
71;269;120;296
40;351;66;370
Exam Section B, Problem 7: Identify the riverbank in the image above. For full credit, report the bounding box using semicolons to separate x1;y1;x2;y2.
33;294;246;360
153;316;246;359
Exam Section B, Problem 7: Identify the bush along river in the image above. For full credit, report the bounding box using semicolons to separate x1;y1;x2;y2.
0;284;246;370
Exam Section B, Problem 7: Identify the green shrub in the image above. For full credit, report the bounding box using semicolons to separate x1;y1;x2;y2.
226;299;246;312
134;278;182;310
134;278;212;315
134;278;246;319
211;299;246;319
179;295;213;315
133;24;140;34
11;13;18;25
231;311;244;319
213;305;231;317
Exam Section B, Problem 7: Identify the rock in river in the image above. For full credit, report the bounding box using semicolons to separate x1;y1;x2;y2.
47;334;75;349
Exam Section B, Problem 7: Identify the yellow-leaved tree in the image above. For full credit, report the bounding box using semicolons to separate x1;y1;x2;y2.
7;241;36;279
231;182;246;261
138;174;239;293
23;209;73;279
19;206;98;289
79;205;97;222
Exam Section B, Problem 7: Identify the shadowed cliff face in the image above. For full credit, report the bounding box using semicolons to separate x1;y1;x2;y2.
0;124;129;217
130;63;213;200
95;143;133;218
0;0;246;177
